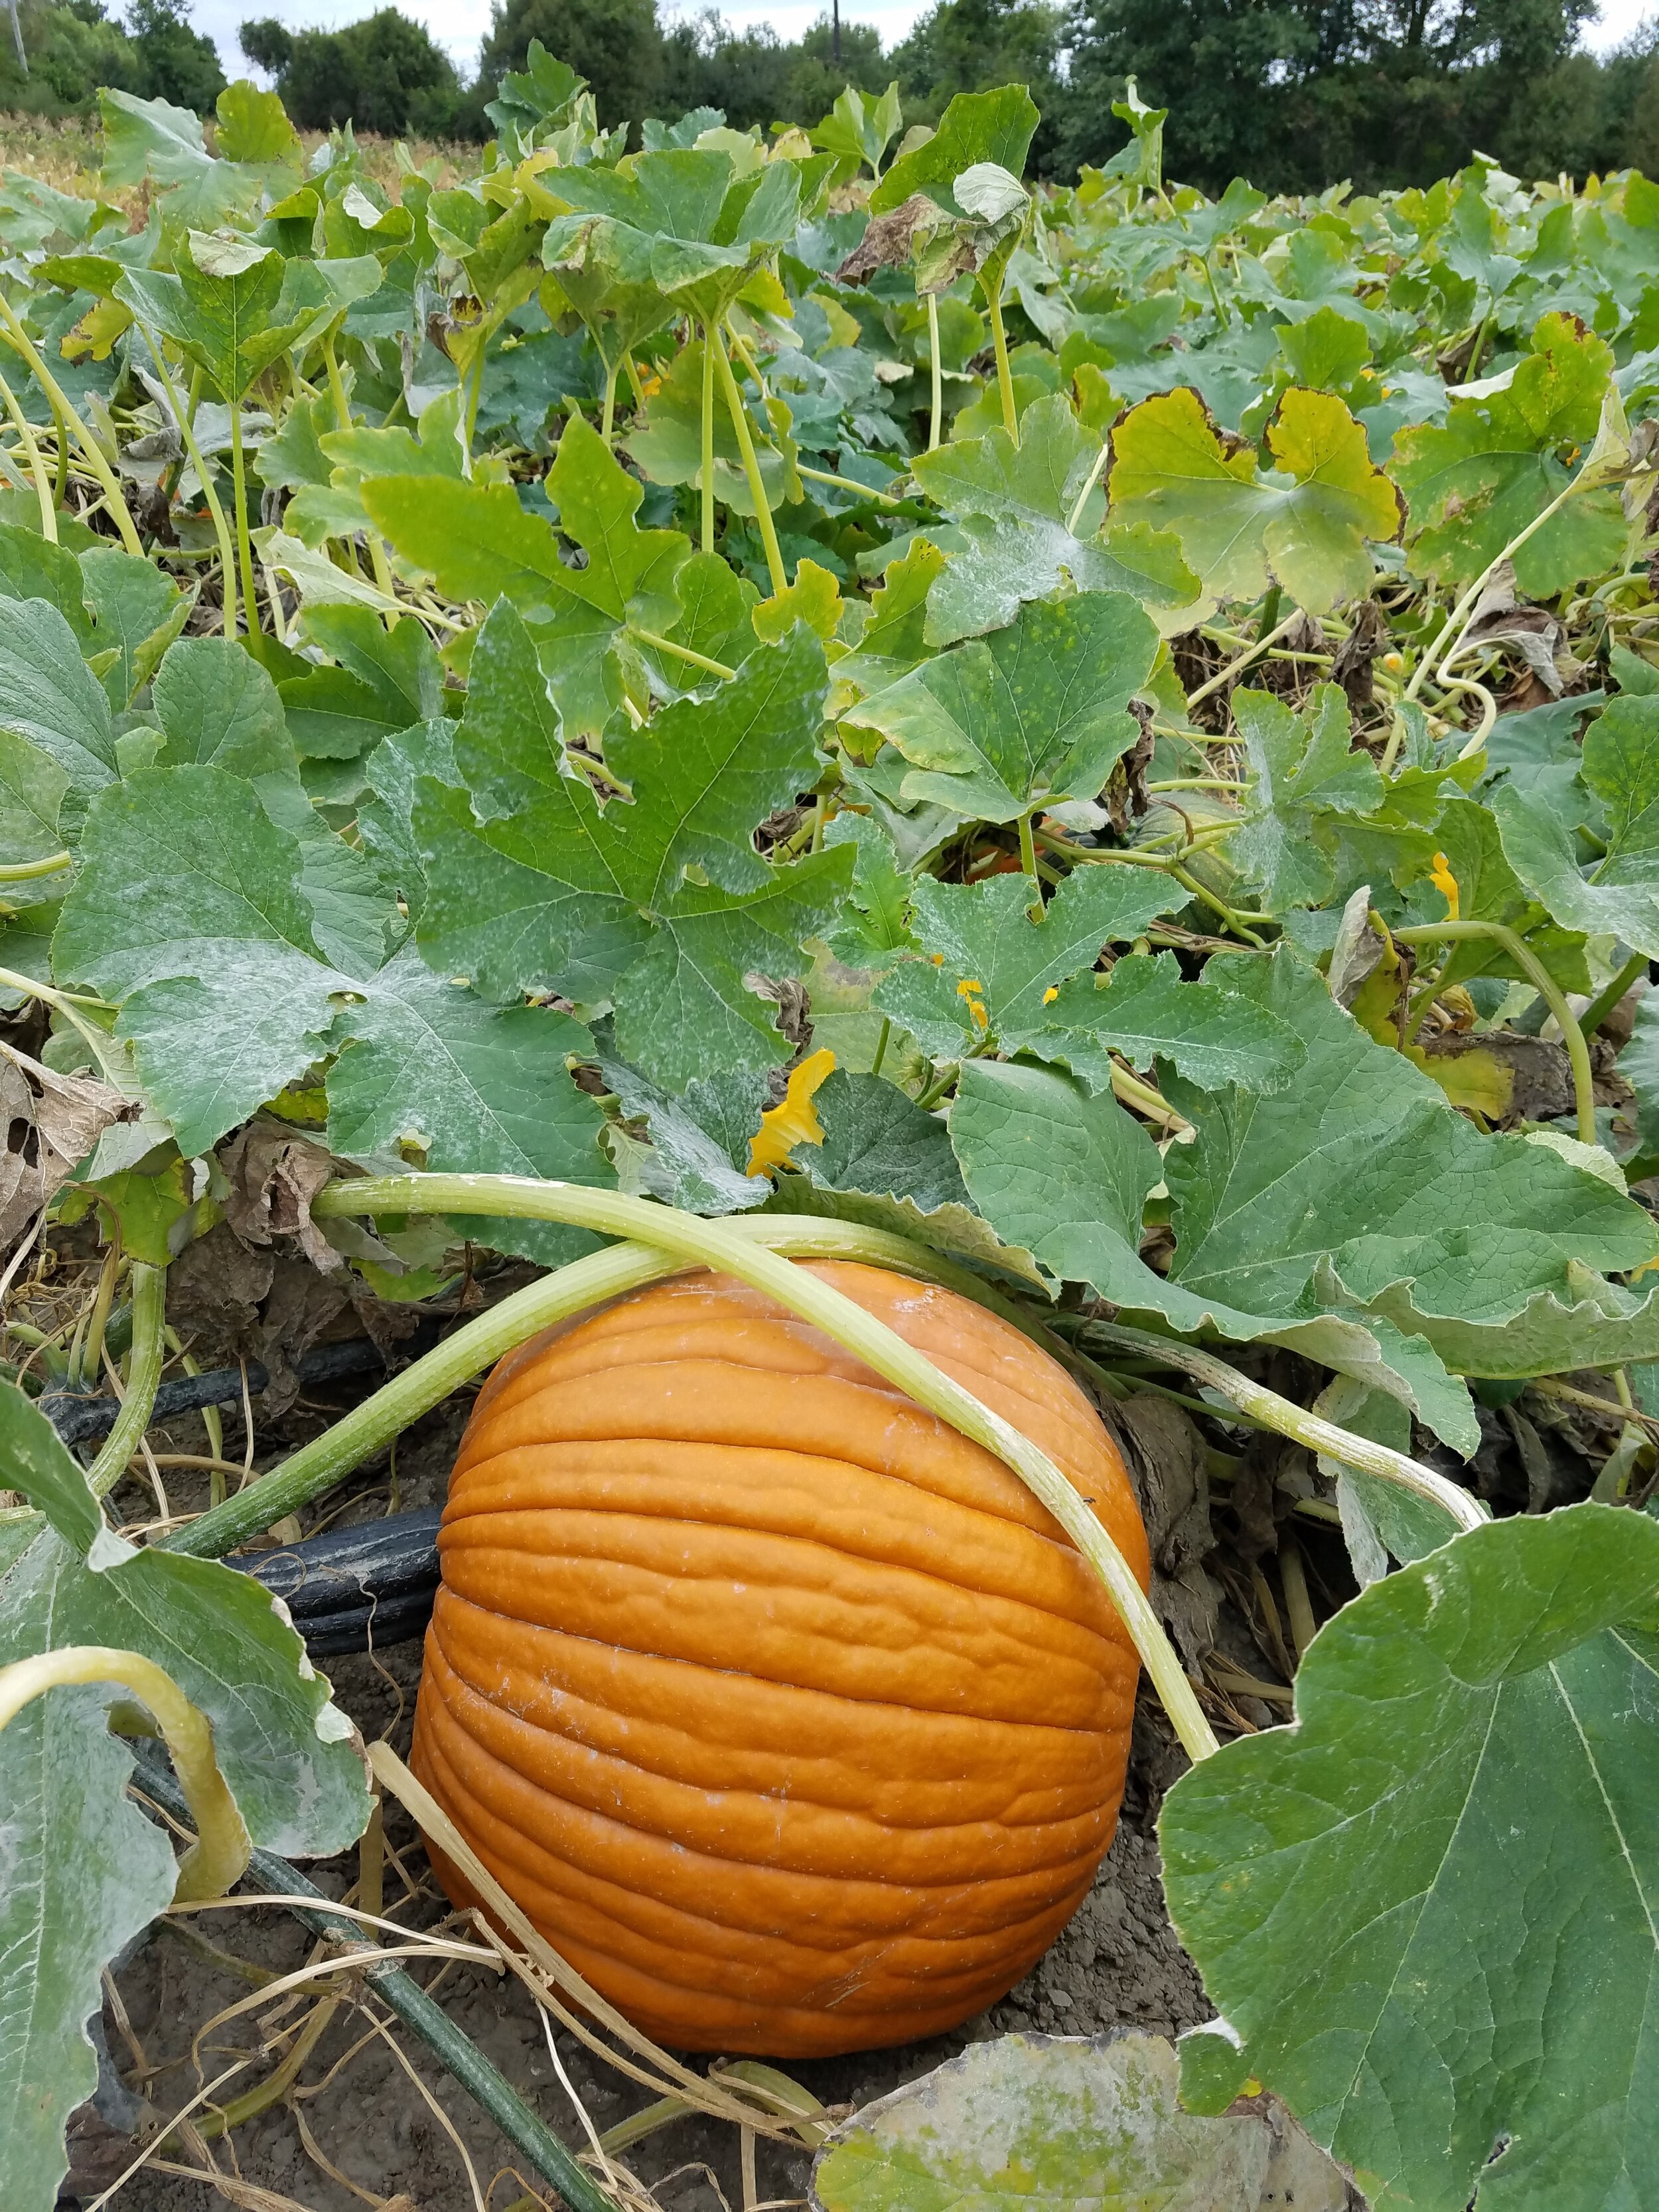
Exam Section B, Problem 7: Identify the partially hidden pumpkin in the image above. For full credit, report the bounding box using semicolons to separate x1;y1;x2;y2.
409;1259;1150;2057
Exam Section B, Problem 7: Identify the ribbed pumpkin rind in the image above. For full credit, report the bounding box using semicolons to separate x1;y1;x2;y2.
409;1260;1149;2057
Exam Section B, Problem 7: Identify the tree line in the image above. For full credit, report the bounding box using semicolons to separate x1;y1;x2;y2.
4;0;1659;193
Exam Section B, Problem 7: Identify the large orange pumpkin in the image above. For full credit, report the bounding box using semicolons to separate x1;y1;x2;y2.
409;1260;1149;2057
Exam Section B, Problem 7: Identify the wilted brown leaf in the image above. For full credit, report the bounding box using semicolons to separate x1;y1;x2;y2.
0;1042;133;1260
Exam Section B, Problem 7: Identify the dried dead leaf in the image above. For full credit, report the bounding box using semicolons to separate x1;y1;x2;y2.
0;1041;133;1258
218;1118;340;1274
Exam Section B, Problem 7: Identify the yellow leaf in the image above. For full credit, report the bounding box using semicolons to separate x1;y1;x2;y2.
745;1048;836;1177
753;557;843;646
1405;1041;1511;1120
1348;952;1404;1046
809;289;863;350
737;265;794;319
62;297;132;364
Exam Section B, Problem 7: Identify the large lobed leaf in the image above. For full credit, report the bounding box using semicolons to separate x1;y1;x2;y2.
413;597;849;1088
1109;386;1400;615
1165;1503;1659;2212
947;950;1658;1443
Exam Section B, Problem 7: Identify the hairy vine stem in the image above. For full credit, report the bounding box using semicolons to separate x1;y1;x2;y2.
0;965;126;1083
0;289;143;555
0;360;56;540
714;322;787;596
926;289;943;452
0;1647;250;1900
699;319;717;555
88;1261;167;1500
1077;1318;1488;1536
135;323;238;638
983;265;1019;441
0;851;69;881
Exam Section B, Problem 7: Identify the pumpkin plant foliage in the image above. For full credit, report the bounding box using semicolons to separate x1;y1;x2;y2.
3;45;1659;2211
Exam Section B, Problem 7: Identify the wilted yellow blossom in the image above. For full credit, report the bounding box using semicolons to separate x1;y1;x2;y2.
746;1049;836;1177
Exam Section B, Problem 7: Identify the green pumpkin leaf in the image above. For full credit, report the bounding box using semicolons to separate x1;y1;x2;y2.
362;413;687;735
1108;386;1400;614
0;1381;367;1853
412;601;847;1088
0;1688;177;2212
651;548;761;686
912;395;1198;644
764;1064;1045;1284
873;867;1182;1057
326;945;614;1268
98;87;265;229
1043;949;1308;1094
830;540;946;701
0;520;92;640
279;605;444;761
542;145;805;324
0;1374;370;2212
822;812;915;971
0;731;70;890
358;717;458;922
1490;692;1659;954
52;766;342;1152
949;1053;1477;1444
1227;684;1384;911
151;635;299;781
800;1065;971;1216
118;238;379;405
212;78;303;171
952;948;1658;1434
1422;794;1588;991
1163;1503;1659;2212
868;86;1039;216
80;547;190;710
597;1044;770;1214
0;597;117;823
1393;311;1626;596
842;591;1161;826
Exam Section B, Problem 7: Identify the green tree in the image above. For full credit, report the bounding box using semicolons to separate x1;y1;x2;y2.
477;0;663;131
31;0;143;105
891;0;1066;163
125;0;222;109
1577;15;1659;177
239;8;461;134
656;9;885;131
1063;0;1602;190
1060;1;1311;187
780;15;887;119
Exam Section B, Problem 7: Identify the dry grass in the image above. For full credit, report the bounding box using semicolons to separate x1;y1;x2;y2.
0;110;480;208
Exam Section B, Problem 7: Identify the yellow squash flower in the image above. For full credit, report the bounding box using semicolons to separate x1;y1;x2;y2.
746;1048;836;1177
1429;851;1460;920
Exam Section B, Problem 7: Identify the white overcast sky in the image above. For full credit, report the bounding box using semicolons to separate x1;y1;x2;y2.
193;0;1658;102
